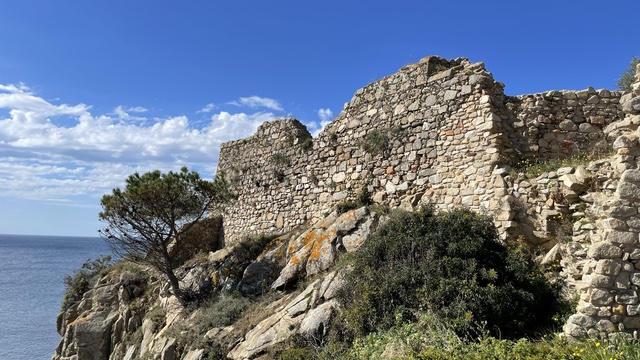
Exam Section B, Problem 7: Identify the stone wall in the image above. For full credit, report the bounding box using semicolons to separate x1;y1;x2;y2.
505;89;623;163
216;56;514;245
214;57;629;246
564;64;640;339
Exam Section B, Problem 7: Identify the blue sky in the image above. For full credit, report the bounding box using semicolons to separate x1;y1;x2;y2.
0;0;638;236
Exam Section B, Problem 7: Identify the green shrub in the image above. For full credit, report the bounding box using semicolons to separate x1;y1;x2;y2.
360;129;388;155
618;56;639;92
201;292;252;328
237;234;279;261
336;187;372;214
168;292;252;359
277;346;316;360
61;255;113;311
301;138;313;151
512;154;591;179
146;305;166;332
272;153;291;166
337;207;562;340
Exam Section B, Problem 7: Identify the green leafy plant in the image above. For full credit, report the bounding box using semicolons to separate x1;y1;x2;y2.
167;292;252;359
512;154;591;179
617;56;639;92
337;207;562;340
360;129;388;155
61;255;113;311
301;138;313;151
272;153;291;166
336;186;372;214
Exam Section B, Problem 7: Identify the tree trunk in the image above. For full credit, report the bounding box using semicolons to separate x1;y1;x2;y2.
165;269;185;304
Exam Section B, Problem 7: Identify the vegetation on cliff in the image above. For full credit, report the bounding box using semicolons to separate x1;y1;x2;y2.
618;56;639;92
336;207;563;340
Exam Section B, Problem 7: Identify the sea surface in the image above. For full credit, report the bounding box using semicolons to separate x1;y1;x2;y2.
0;234;110;360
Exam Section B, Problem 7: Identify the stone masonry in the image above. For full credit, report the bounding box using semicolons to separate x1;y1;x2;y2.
564;63;640;339
218;57;513;244
214;56;640;338
215;56;623;245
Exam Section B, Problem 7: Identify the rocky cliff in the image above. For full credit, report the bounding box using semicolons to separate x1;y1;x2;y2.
52;207;376;360
52;57;640;359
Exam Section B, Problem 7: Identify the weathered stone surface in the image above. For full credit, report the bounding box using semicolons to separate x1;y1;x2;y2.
622;316;640;329
559;119;577;131
272;208;370;289
229;274;339;360
182;349;205;360
591;289;614;306
541;244;563;265
238;238;288;297
587;242;623;259
621;169;640;183
606;230;638;245
318;270;346;301
298;299;338;339
559;174;587;193
595;259;622;276
565;322;586;338
588;274;614;288
622;96;640;114
616;290;639;305
609;206;638;218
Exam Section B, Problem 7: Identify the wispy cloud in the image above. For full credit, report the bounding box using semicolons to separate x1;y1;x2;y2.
197;103;216;113
228;96;283;111
0;83;276;204
112;105;149;121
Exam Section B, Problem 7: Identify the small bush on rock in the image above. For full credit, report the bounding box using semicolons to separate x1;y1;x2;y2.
337;207;562;340
336;187;372;214
61;255;113;311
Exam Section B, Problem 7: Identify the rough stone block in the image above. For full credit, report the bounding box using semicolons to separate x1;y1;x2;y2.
589;274;614;288
578;123;597;133
609;206;638;218
606;231;638;245
587;242;623;259
616;272;631;289
564;323;586;338
577;302;597;316
621;169;640;183
568;314;596;328
628;304;640;316
622;316;640;329
591;289;614;306
596;319;616;333
595;259;622;276
616;290;639;305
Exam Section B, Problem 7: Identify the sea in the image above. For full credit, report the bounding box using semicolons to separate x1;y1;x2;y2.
0;234;110;360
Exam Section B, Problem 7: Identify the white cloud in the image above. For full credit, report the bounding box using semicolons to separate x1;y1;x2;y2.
197;103;216;113
228;96;283;111
306;108;334;137
0;83;90;117
318;108;333;121
0;83;277;204
112;105;149;121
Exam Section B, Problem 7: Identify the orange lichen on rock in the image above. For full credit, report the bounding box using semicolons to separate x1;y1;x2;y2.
67;315;90;328
307;232;330;262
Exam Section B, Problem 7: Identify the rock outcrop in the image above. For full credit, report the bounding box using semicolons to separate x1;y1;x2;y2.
52;207;373;360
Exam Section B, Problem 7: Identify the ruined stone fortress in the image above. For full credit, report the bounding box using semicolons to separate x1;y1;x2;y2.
215;56;640;339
